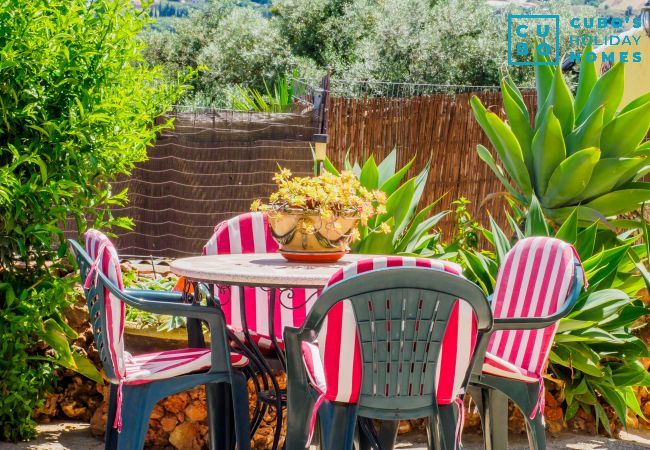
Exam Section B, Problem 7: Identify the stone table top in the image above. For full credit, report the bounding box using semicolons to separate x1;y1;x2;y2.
170;253;375;288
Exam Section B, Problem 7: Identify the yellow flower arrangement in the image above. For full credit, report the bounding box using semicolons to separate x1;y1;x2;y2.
251;168;390;241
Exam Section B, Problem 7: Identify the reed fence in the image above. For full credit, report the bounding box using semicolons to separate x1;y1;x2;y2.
326;90;538;238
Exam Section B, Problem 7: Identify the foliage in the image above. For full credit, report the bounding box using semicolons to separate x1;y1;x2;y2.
462;201;650;430
252;168;389;241
471;46;650;226
141;1;316;107
0;0;186;440
322;150;448;255
144;0;608;105
230;73;302;112
123;275;185;331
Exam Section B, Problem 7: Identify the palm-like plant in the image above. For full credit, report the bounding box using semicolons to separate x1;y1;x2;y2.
471;47;650;225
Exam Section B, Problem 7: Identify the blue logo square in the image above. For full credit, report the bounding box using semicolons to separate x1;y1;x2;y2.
508;15;560;66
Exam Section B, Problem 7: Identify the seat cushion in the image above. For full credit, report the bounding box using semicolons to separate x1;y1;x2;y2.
481;352;539;383
123;348;248;384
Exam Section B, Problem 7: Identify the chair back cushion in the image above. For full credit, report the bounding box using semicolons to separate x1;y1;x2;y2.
84;229;126;379
487;237;581;376
203;212;318;345
316;256;477;405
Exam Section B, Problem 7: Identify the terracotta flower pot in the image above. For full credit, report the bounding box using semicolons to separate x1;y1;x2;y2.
267;208;359;262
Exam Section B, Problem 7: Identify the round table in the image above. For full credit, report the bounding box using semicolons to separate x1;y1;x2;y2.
170;253;375;450
170;253;372;288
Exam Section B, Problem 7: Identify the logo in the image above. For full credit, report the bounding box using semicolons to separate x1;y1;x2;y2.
508;15;560;66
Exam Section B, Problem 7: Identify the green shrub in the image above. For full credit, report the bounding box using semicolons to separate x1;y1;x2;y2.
0;0;187;440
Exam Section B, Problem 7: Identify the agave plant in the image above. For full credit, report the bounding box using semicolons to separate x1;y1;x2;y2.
230;72;301;113
322;150;448;255
471;46;650;225
461;200;650;431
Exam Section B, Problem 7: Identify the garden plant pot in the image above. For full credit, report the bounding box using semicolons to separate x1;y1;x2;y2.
267;209;359;262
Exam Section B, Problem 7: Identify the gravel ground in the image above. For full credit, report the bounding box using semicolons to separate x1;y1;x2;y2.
1;422;649;450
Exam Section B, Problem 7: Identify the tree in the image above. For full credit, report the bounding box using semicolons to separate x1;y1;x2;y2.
0;0;187;440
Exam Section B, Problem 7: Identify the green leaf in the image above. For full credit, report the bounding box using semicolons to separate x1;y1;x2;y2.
576;157;645;202
543;148;600;208
577;62;625;125
379;155;415;196
489;214;511;263
576;222;598;261
460;250;497;293
476;145;524;201
70;352;103;384
359;155;379;189
600;100;650;158
41;319;74;366
485;112;533;197
377;149;397;186
555;208;578;244
321;156;340;176
501;77;533;172
536;65;574;137
570;289;631;322
574;45;598;117
550;343;602;377
623;387;645;418
619;91;650;115
472;97;532;197
557;318;595;333
532;107;566;197
525;195;550;237
584;189;650;217
565;106;604;156
534;49;554;115
594;382;627;426
611;361;650;387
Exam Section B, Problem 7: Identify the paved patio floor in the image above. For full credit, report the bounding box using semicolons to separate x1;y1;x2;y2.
1;421;649;449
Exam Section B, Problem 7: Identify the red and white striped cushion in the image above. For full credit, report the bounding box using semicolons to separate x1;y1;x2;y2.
202;213;319;348
85;229;127;379
484;237;582;380
482;352;539;383
302;256;478;405
123;348;248;384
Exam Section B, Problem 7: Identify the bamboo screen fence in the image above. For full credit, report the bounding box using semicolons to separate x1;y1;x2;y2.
326;90;538;238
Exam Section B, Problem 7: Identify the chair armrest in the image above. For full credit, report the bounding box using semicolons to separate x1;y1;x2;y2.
123;289;185;302
102;275;232;373
491;288;578;331
491;263;584;331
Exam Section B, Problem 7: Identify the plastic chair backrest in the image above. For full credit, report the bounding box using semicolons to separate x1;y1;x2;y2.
302;257;492;419
488;237;585;376
69;230;125;382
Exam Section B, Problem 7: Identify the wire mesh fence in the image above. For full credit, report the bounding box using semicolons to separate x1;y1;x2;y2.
111;108;319;257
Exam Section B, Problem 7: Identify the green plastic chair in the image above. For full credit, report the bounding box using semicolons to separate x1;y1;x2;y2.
283;265;493;450
68;237;251;450
468;237;586;450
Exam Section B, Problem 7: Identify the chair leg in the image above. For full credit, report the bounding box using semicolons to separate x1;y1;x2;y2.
206;382;232;450
231;372;251;450
104;384;118;450
285;383;317;450
318;402;358;450
437;404;459;450
525;410;546;450
483;388;509;450
115;385;154;450
377;420;399;450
